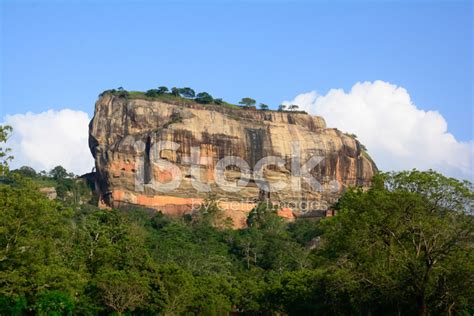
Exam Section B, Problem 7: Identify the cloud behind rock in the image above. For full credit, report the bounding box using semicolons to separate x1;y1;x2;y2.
3;109;94;175
283;81;473;180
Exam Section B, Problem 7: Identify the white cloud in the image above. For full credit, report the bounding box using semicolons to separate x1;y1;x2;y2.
2;83;472;180
3;109;94;175
283;80;473;180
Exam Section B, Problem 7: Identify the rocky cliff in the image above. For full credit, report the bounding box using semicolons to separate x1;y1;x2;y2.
89;93;377;227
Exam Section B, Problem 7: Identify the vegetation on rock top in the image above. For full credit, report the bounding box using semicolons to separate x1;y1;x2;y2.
100;86;308;114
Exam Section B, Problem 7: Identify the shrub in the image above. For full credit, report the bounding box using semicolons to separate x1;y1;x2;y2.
171;87;180;96
34;291;74;316
259;103;269;110
239;97;256;107
157;86;169;94
0;296;27;316
179;87;195;98
195;92;213;104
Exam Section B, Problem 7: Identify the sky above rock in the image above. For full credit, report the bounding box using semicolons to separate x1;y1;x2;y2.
1;1;472;180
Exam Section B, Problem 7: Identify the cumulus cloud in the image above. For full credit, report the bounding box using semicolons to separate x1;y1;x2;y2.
2;83;472;180
283;80;473;180
3;109;94;175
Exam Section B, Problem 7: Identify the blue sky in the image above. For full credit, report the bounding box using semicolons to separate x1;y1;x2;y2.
0;1;473;178
1;0;472;140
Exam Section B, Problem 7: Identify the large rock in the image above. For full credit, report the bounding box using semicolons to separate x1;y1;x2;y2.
89;93;377;227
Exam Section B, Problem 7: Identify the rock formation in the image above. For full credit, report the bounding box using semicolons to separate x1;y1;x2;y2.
89;93;377;227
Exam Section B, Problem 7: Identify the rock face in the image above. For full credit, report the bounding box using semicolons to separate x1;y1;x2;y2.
39;187;57;200
89;93;377;227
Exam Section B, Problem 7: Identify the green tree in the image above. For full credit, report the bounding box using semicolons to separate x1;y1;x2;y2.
170;87;180;96
233;273;266;313
49;165;72;180
157;86;169;94
0;176;84;305
319;170;474;315
96;270;148;314
115;87;129;98
145;89;159;97
178;87;195;98
268;268;356;315
277;104;286;111
77;209;152;274
0;125;13;175
195;92;213;104
234;229;263;269
158;264;194;315
245;203;309;272
148;217;233;276
13;166;37;178
76;209;157;312
287;218;322;246
288;104;299;111
191;275;235;315
259;103;269;110
239;97;256;107
246;202;282;230
34;291;74;316
194;194;229;227
0;296;27;316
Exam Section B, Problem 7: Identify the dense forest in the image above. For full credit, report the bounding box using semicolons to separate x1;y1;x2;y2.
0;125;473;315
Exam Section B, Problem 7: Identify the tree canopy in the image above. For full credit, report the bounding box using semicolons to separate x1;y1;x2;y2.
195;92;214;104
178;87;196;98
0;139;472;315
170;87;180;96
318;170;473;315
288;104;299;111
0;125;13;175
259;103;269;110
239;97;256;107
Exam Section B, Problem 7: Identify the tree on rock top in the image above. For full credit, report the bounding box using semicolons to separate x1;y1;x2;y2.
171;87;180;97
158;86;169;94
259;103;269;110
195;92;213;104
239;98;256;107
288;104;299;111
179;87;195;99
